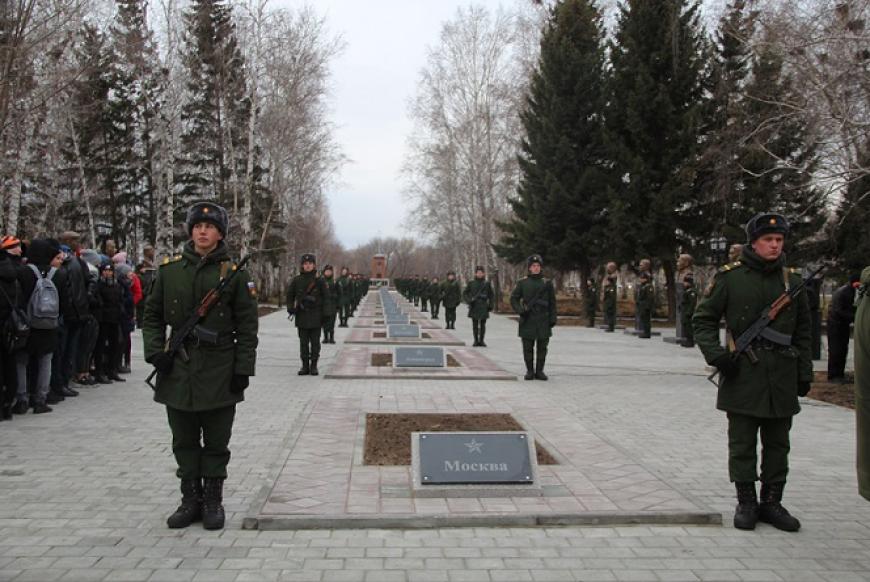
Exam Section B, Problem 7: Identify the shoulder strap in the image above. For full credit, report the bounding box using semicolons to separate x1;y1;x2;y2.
0;280;16;307
782;267;790;293
28;263;42;279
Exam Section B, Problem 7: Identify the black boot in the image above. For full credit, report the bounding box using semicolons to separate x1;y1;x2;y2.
167;478;203;529
759;482;801;532
201;477;225;530
733;481;759;530
298;359;310;376
535;357;548;381
479;323;487;347
310;358;319;376
524;358;535;381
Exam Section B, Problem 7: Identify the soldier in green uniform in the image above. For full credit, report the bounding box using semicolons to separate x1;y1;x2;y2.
420;276;430;312
143;201;259;530
855;267;870;501
693;213;811;532
680;274;697;348
584;277;597;328
463;266;494;347
337;267;353;327
287;254;326;376
635;271;653;339
429;276;442;320
321;265;338;344
510;254;557;380
441;271;461;330
602;265;618;332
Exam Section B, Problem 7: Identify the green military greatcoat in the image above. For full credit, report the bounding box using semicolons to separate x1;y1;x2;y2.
143;241;259;412
441;280;461;308
855;267;870;500
337;275;352;307
322;275;338;318
510;274;557;339
693;250;812;418
287;271;326;329
463;279;494;320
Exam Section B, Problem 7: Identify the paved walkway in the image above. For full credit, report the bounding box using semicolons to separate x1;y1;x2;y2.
0;293;868;581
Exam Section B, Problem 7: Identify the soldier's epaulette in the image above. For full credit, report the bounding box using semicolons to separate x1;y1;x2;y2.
717;260;741;274
160;255;182;267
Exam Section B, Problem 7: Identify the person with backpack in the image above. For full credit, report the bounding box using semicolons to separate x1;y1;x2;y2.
93;262;124;384
0;236;25;420
15;239;69;414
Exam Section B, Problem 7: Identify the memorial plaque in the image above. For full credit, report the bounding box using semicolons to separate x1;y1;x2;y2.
387;324;421;338
418;432;534;485
386;314;410;325
394;346;445;368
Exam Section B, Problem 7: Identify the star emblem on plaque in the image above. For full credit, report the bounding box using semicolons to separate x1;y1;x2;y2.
464;438;483;454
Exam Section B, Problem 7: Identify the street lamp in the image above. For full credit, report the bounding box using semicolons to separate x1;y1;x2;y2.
709;234;728;265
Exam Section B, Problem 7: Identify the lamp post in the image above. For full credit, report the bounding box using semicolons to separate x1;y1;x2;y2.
95;222;112;253
709;234;728;266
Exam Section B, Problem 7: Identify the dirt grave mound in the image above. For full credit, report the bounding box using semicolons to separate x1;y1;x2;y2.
364;413;557;466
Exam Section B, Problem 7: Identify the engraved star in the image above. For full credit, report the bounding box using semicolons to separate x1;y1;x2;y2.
464;438;483;454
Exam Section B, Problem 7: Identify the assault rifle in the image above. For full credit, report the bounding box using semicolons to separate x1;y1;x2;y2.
707;263;827;386
145;254;252;389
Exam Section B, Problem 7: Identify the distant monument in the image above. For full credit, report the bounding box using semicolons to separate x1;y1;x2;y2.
371;254;387;279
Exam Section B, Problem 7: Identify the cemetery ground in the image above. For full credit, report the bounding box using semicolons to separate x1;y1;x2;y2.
0;292;867;582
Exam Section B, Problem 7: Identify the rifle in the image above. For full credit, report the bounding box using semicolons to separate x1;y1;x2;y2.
707;263;826;386
145;254;252;389
519;281;551;321
466;281;490;316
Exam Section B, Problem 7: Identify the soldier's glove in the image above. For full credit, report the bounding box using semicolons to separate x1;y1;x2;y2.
230;375;250;393
711;354;739;379
797;381;811;397
148;352;174;375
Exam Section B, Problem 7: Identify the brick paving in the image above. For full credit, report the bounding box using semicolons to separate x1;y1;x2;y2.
0;291;868;581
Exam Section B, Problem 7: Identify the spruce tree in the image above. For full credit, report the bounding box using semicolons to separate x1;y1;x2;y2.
736;40;825;260
834;147;870;273
497;0;609;291
109;0;165;248
692;0;755;246
179;0;250;211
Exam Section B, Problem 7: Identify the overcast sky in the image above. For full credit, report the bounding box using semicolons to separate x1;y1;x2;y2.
280;0;525;249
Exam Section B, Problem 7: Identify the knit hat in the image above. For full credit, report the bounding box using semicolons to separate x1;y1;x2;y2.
0;235;21;250
80;249;101;267
113;251;128;265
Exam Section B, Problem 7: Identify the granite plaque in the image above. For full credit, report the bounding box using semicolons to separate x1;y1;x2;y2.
418;432;534;485
394;346;445;368
386;314;410;325
387;324;421;338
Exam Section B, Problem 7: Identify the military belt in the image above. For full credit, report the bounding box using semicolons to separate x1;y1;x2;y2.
185;325;235;348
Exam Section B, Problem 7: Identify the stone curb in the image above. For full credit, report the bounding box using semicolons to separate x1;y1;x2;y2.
322;373;518;381
252;510;723;530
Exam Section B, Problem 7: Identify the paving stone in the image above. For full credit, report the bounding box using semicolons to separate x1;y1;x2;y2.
0;300;866;582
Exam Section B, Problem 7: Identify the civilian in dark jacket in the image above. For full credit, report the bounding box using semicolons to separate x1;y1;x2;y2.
16;238;70;414
94;262;125;384
0;236;24;420
115;264;136;374
828;275;860;382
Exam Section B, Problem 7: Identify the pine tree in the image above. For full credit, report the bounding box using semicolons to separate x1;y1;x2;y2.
605;0;710;316
497;0;609;291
